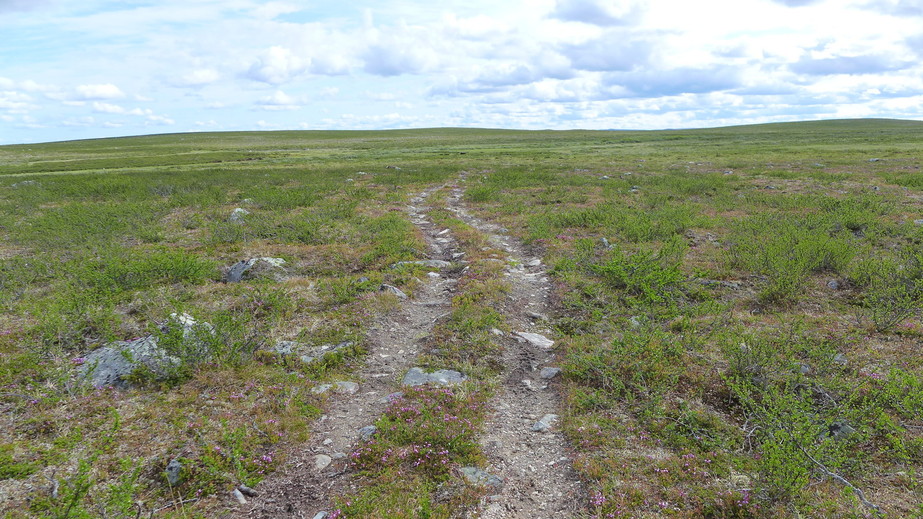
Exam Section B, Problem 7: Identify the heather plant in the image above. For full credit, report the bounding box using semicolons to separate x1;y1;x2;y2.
350;386;485;479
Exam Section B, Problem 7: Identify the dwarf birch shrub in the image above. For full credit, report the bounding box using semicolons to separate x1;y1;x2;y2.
852;246;923;331
727;213;855;305
591;236;687;307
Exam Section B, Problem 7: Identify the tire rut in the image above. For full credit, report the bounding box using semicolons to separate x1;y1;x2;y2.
235;184;461;518
445;177;587;518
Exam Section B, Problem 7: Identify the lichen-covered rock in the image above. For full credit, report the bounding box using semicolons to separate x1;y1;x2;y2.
459;467;503;489
78;336;177;389
78;314;214;388
229;207;250;223
392;260;452;269
513;331;554;349
226;257;286;282
402;367;467;387
380;284;408;299
531;414;558;432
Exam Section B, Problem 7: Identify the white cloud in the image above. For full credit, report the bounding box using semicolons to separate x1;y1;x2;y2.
245;46;307;84
177;68;220;87
257;90;301;110
551;0;645;26
91;101;126;114
146;114;175;125
0;91;35;113
0;0;53;12
75;83;125;100
362;43;434;76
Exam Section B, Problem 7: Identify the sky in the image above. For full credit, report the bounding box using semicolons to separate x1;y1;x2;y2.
1;0;922;144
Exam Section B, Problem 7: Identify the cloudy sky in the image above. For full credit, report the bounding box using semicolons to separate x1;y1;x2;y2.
1;0;922;144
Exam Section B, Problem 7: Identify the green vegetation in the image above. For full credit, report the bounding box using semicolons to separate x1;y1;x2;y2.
2;119;922;517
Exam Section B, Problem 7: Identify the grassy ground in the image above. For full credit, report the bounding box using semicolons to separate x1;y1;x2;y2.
1;120;922;518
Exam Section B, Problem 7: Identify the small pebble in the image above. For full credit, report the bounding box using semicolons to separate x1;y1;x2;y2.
315;455;332;471
540;367;561;380
531;414;558;432
237;485;258;497
232;488;247;504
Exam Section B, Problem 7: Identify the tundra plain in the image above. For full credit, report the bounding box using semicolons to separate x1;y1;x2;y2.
1;119;923;518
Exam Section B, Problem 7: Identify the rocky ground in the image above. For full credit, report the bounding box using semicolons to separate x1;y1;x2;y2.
233;178;585;518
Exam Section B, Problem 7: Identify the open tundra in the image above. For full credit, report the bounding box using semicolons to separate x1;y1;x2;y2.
1;120;922;518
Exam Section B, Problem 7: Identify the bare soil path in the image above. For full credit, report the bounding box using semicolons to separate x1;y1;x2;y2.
236;176;585;518
446;177;586;518
237;184;462;518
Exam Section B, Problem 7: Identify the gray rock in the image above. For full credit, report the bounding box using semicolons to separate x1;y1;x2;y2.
628;316;642;329
165;459;182;486
311;380;359;395
78;313;215;388
79;336;177;389
526;311;548;321
539;367;562;380
512;332;554;349
229;207;250;223
829;422;856;440
393;260;452;269
311;383;333;394
313;512;329;519
237;484;258;497
164;313;215;341
868;158;882;163
314;454;332;471
232;488;247;504
833;353;848;366
826;279;841;290
380;284;408;299
459;467;503;489
359;425;377;441
526;259;542;268
600;237;610;248
914;219;923;226
270;341;298;356
531;414;558;432
335;381;359;394
12;180;38;187
297;341;355;364
402;367;467;387
380;391;404;403
795;363;811;375
696;279;741;290
226;257;286;282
